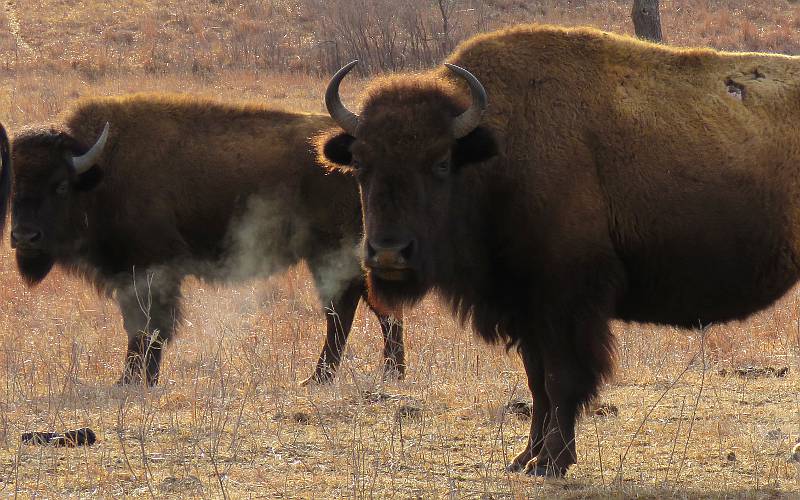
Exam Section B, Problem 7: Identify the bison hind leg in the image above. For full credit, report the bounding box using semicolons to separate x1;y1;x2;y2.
115;270;183;386
302;278;363;386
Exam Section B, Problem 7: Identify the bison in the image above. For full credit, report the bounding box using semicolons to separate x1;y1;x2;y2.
317;24;800;476
3;93;405;386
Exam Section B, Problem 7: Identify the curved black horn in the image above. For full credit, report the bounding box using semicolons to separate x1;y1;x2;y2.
70;122;109;174
0;122;10;237
445;63;488;139
325;60;360;136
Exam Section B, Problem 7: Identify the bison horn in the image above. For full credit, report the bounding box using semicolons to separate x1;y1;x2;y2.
445;63;488;139
70;122;109;174
325;60;360;136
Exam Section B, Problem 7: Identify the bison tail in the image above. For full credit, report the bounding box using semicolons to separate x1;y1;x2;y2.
0;123;10;237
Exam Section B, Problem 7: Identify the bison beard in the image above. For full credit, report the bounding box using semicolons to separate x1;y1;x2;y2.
16;251;54;286
366;270;428;311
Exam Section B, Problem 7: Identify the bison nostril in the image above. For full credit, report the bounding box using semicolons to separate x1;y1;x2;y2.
400;240;414;261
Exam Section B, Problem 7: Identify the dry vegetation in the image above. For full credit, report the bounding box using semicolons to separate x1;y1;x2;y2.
1;0;800;497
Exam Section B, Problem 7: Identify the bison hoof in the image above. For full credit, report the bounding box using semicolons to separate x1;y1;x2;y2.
505;461;526;473
115;371;158;387
115;375;141;387
523;459;565;478
506;449;534;473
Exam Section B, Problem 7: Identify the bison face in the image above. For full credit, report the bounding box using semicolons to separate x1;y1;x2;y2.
11;124;108;285
318;63;497;307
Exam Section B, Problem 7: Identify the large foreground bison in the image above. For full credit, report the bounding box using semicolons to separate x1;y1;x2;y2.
318;24;800;476
4;93;404;386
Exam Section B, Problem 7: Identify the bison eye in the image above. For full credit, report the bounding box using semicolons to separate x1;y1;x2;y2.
433;159;451;178
55;180;69;196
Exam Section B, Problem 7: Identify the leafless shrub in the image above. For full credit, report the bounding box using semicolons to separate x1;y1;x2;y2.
302;0;495;75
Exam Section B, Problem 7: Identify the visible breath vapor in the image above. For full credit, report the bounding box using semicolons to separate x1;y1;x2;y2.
311;239;363;305
113;190;366;346
223;192;363;305
226;195;309;282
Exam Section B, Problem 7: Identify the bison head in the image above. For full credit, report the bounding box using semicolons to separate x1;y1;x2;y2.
11;123;108;284
317;62;497;308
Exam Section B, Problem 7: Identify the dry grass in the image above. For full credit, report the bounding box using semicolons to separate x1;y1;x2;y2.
1;0;800;498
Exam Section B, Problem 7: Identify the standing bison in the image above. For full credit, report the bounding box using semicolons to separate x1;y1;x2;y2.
3;93;404;386
318;24;800;476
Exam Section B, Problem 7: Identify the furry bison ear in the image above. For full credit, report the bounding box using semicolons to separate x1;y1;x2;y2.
320;132;356;170
452;126;498;168
73;166;104;191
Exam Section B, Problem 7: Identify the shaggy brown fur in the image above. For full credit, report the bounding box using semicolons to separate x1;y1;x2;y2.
318;24;800;476
8;93;405;386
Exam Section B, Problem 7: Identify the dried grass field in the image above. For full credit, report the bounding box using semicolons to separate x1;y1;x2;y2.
2;1;800;498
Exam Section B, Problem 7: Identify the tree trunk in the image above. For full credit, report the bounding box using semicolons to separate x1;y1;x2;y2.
631;0;663;43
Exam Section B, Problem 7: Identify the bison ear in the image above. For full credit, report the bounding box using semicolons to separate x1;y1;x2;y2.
73;166;104;191
452;126;498;168
320;132;356;170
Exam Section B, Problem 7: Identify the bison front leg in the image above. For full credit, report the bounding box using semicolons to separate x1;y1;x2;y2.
301;278;363;386
115;272;182;386
507;345;550;472
379;313;405;379
525;315;614;477
363;295;406;380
